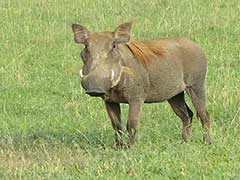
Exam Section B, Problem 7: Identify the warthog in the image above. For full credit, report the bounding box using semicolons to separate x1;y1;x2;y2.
72;22;211;147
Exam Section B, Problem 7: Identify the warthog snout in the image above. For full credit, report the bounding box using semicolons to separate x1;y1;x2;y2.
80;68;110;97
81;77;106;97
85;88;106;97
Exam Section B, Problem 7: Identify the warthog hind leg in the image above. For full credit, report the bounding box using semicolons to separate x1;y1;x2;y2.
187;84;211;144
168;91;193;142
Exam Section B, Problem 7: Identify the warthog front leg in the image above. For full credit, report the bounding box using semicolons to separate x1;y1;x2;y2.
105;102;123;147
127;100;144;147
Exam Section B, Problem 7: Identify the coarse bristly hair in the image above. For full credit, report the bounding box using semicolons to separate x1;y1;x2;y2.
127;39;165;65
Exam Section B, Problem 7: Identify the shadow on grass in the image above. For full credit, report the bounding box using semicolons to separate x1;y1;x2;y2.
0;129;115;151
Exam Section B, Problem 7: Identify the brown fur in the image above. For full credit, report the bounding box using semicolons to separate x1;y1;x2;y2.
127;39;165;64
72;22;211;147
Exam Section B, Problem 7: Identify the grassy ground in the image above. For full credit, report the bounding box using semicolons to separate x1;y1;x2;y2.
1;0;240;179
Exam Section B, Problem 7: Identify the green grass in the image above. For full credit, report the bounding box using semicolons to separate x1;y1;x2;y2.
1;0;240;179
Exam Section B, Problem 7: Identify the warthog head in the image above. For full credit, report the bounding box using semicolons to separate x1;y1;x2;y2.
72;22;132;97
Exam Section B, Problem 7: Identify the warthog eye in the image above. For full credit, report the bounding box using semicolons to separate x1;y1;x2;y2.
112;41;117;49
81;48;89;62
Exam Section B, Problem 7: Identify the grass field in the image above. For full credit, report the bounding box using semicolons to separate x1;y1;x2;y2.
1;0;240;179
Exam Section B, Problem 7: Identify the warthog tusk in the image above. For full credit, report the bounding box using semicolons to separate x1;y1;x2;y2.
111;67;123;88
110;69;115;81
79;69;84;78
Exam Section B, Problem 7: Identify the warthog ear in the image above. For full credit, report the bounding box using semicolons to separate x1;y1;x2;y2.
113;22;132;44
72;24;89;44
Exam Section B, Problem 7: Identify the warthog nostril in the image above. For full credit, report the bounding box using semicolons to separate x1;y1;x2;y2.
81;79;89;91
86;88;106;97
